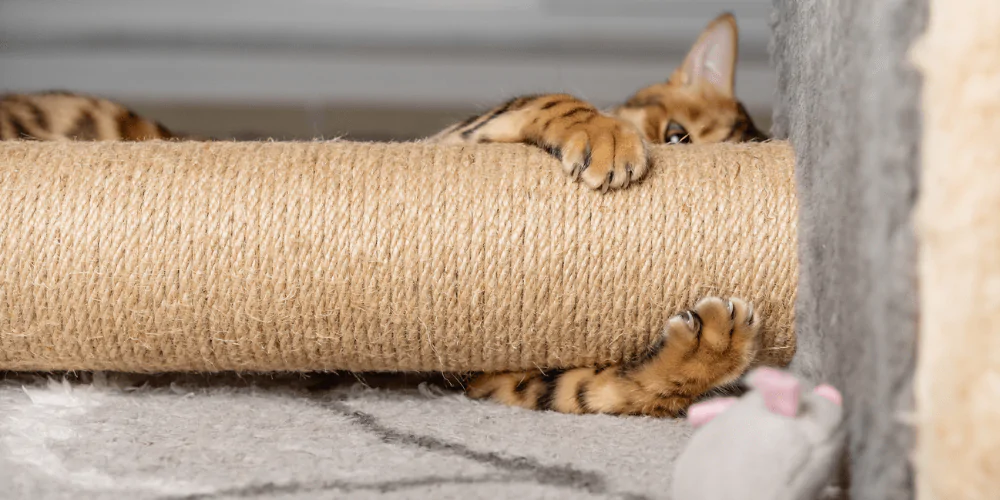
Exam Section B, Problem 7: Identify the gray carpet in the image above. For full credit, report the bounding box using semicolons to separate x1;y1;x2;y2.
0;373;690;499
771;0;925;498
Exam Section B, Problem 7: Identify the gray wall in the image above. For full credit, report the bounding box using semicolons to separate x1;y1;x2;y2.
771;0;925;498
0;1;774;108
0;0;775;139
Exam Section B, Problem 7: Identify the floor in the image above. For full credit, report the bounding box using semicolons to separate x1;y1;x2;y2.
0;372;693;500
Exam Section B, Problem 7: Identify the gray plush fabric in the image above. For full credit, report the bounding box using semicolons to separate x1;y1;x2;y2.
0;374;690;499
770;1;925;499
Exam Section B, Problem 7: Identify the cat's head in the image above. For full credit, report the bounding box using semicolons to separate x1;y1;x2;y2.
614;13;767;145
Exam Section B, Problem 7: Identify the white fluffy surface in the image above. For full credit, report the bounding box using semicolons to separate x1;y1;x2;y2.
0;374;693;499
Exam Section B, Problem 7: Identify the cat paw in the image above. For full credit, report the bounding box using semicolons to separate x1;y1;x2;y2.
464;298;760;417
657;297;761;391
548;114;649;192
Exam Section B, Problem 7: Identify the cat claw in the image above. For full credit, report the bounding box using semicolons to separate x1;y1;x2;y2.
600;171;614;194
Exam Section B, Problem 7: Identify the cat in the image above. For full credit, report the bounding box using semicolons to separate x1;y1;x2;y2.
462;14;767;415
468;297;760;416
0;90;175;141
0;13;766;416
429;13;766;192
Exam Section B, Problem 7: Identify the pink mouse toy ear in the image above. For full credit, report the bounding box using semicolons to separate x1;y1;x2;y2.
686;397;738;428
747;367;802;417
813;384;843;406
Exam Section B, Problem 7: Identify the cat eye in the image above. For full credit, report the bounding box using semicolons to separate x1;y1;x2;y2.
664;122;690;145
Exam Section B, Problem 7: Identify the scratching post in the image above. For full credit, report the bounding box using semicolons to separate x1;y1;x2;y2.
0;141;796;373
913;1;1000;497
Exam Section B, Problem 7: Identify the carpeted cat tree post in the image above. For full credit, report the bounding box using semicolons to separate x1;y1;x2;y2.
771;0;925;498
774;0;1000;497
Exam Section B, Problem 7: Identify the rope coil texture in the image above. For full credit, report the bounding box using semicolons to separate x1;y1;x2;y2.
0;141;797;372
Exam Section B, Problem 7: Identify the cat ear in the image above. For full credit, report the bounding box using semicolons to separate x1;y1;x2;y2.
673;13;738;97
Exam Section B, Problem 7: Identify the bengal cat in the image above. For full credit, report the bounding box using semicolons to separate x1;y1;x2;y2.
0;13;766;416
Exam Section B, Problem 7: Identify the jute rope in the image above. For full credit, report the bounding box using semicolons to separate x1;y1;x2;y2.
0;141;796;372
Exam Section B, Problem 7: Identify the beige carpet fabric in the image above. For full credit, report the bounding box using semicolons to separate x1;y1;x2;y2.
0;141;797;372
913;0;1000;497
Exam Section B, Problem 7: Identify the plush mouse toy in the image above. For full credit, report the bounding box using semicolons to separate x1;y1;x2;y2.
672;367;846;500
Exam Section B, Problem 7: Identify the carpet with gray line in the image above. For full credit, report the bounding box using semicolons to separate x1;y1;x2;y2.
0;373;692;499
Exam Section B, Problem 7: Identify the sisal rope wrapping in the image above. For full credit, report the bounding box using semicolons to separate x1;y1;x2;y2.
0;141;796;373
